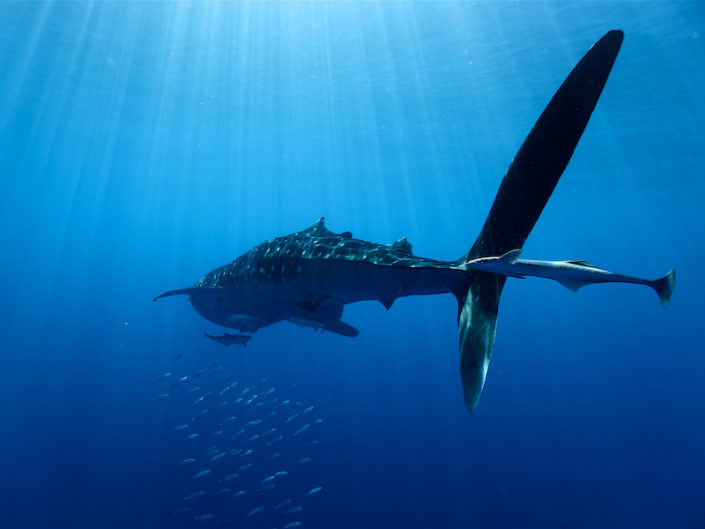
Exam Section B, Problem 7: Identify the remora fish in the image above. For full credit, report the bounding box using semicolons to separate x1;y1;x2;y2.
155;32;669;411
465;250;675;307
204;331;251;347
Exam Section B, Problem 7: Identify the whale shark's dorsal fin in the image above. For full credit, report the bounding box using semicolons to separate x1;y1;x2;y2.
303;217;334;237
389;237;413;255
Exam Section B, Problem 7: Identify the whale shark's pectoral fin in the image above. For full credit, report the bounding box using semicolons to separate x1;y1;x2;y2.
319;319;359;337
288;316;359;337
290;297;359;337
153;287;228;302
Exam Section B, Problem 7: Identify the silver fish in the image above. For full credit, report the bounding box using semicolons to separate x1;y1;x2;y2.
275;499;293;510
184;490;205;500
293;423;310;436
306;486;322;495
154;372;171;383
230;428;246;440
248;506;264;516
192;470;212;479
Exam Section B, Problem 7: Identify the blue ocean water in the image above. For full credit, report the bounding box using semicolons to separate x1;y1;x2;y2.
1;2;704;528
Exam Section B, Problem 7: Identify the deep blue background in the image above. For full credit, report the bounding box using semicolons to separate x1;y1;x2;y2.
1;2;704;528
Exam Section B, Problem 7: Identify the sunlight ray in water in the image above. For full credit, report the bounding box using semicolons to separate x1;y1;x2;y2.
0;2;703;528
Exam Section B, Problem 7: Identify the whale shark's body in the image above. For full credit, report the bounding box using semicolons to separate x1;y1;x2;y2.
156;220;468;338
155;31;672;412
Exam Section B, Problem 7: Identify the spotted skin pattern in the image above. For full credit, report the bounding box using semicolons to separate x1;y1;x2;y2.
194;217;462;290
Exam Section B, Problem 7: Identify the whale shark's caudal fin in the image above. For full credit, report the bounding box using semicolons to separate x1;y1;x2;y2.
454;30;624;412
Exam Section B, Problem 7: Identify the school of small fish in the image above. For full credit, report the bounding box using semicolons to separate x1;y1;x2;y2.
155;356;324;528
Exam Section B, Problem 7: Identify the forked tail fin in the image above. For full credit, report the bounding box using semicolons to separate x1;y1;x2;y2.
653;269;676;308
455;30;624;412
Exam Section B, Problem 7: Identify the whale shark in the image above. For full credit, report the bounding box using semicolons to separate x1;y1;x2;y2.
155;31;666;412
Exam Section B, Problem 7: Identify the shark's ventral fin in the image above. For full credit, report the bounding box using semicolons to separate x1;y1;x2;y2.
455;30;624;412
379;297;395;311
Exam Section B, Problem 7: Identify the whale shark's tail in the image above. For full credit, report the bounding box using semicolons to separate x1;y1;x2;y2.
453;30;624;412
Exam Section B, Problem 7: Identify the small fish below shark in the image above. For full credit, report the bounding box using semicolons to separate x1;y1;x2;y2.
155;30;675;412
204;331;251;347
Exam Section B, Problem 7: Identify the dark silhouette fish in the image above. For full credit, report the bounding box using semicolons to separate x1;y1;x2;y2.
203;331;251;347
155;31;671;412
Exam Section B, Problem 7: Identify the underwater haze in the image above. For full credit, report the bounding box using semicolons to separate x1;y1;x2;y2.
1;2;704;528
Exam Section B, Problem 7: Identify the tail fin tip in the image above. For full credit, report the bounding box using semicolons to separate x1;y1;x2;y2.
654;269;675;309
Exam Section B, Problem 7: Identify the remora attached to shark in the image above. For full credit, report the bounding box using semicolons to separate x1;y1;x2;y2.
155;30;674;412
465;250;675;308
204;331;251;347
